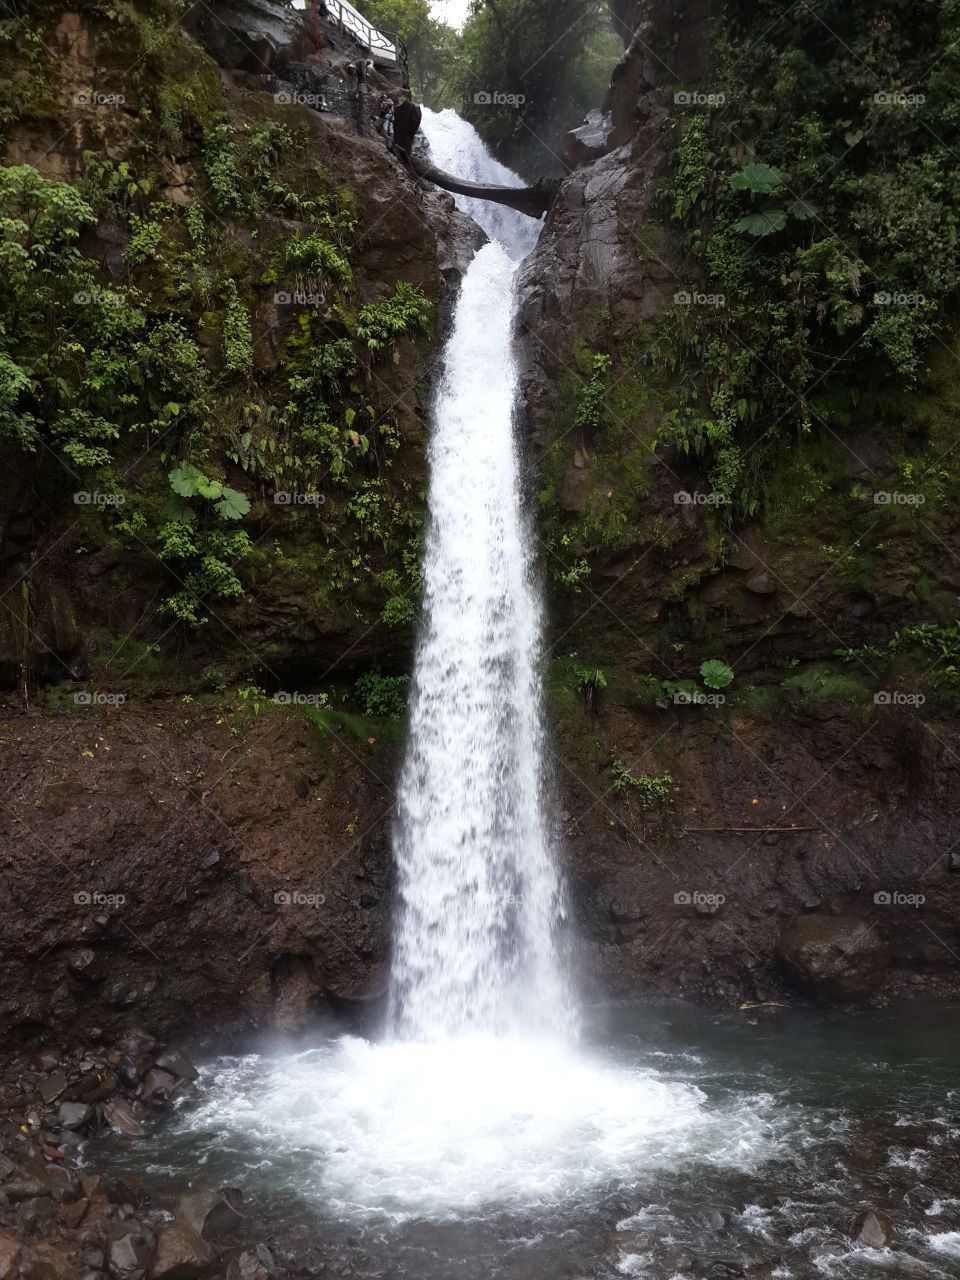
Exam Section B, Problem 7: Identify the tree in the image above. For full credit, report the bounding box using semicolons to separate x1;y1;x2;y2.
353;0;459;103
443;0;620;175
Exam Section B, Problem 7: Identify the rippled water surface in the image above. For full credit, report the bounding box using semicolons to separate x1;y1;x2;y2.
95;1002;960;1279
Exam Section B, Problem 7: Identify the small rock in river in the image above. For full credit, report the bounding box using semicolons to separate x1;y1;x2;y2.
58;1102;93;1130
176;1189;243;1240
226;1254;268;1280
154;1051;198;1082
108;1223;155;1280
853;1209;895;1248
140;1069;177;1105
101;1099;143;1137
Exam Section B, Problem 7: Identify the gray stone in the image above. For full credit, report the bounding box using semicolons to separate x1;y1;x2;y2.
107;1224;155;1280
154;1051;198;1083
58;1102;93;1130
39;1072;69;1103
778;914;888;1001
853;1209;895;1249
140;1069;177;1104
175;1190;243;1241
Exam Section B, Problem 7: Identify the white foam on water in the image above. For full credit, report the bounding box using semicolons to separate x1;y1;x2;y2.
929;1231;960;1258
174;1036;792;1221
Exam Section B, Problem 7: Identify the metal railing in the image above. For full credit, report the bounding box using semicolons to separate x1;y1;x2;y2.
307;0;399;64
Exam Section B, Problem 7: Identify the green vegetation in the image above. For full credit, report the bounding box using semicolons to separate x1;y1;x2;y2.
357;283;433;354
610;760;674;810
700;659;734;690
356;0;621;173
837;621;960;691
443;0;621;173
354;668;410;719
657;0;960;520
0;3;440;669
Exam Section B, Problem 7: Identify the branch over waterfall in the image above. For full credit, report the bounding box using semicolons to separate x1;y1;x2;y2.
408;153;559;219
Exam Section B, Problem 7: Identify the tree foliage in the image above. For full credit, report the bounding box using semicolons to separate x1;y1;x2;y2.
444;0;621;173
656;0;960;517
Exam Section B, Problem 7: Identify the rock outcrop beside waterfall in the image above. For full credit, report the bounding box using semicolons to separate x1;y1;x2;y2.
515;0;960;1008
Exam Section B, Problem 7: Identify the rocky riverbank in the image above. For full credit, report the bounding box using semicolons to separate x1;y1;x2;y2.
0;1031;282;1280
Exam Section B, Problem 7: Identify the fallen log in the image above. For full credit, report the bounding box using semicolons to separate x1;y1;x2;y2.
408;154;558;220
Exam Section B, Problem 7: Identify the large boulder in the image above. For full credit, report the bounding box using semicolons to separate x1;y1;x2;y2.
149;1223;212;1280
0;1233;20;1280
777;914;888;1001
176;1190;244;1241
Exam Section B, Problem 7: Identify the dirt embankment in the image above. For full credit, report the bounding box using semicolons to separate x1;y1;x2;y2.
2;691;958;1060
0;696;398;1052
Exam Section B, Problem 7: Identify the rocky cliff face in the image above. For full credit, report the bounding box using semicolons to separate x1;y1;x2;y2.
0;0;480;694
2;0;959;1066
516;0;960;1005
0;0;475;1050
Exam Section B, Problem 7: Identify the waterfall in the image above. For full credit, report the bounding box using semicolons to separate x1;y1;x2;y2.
389;110;572;1042
417;107;541;259
169;115;780;1226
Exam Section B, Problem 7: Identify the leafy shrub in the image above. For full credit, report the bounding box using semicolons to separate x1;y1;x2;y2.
357;282;432;354
610;760;674;809
354;668;409;719
574;352;611;434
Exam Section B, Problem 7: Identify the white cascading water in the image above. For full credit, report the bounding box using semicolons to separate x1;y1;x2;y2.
389;107;570;1041
417;106;541;257
170;112;787;1221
